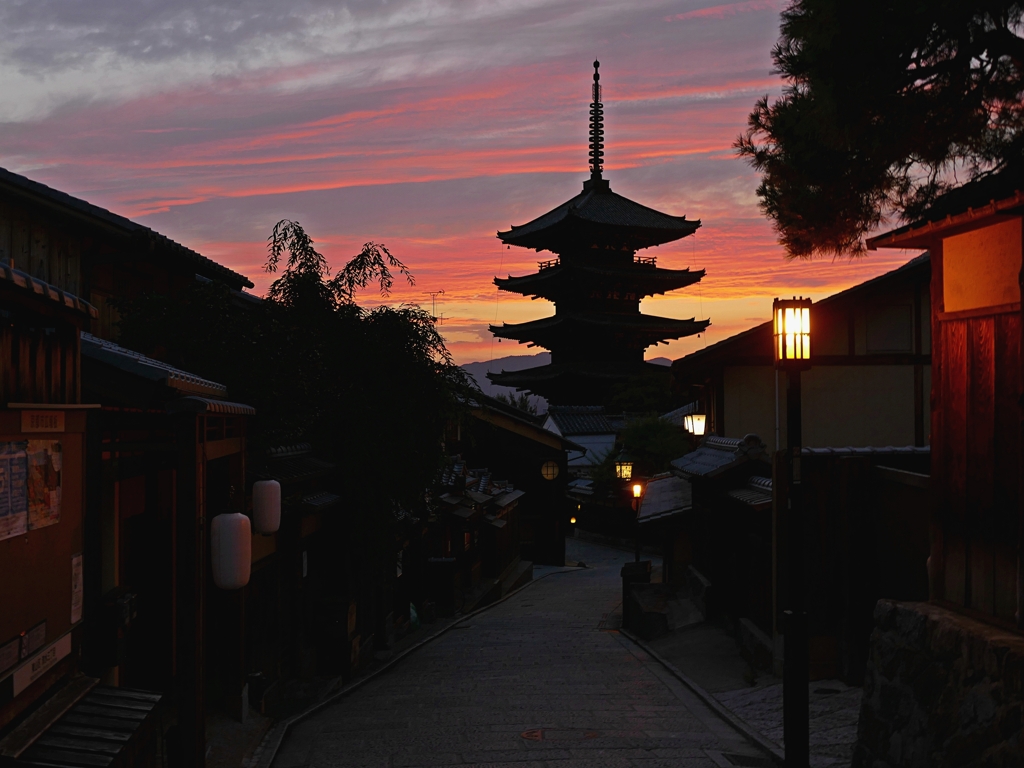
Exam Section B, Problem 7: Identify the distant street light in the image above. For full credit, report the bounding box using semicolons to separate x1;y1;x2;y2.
774;296;812;768
615;448;635;480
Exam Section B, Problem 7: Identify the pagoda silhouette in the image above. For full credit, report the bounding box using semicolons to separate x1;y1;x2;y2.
488;61;710;406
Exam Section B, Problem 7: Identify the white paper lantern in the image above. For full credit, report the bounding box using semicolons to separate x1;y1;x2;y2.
253;479;282;535
211;512;251;590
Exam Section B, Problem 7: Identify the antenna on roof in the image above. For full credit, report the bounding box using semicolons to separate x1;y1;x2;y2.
589;60;604;181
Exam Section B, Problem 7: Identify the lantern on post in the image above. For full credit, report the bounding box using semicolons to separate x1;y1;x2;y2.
691;413;707;437
211;512;251;590
631;482;645;562
773;296;812;768
614;448;635;480
773;297;812;370
253;479;282;535
683;414;693;433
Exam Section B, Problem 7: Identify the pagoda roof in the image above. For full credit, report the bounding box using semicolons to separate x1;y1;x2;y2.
497;179;701;253
490;311;709;347
495;261;704;299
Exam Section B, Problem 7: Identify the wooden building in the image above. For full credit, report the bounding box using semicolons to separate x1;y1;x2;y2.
672;254;931;450
0;167;255;768
488;63;708;405
449;395;580;567
851;179;1023;765
0;166;253;342
0;265;168;767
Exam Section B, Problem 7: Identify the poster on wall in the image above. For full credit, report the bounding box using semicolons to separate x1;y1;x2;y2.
27;440;61;531
0;441;28;542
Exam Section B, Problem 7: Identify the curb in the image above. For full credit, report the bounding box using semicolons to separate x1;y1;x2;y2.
618;628;785;765
248;565;585;768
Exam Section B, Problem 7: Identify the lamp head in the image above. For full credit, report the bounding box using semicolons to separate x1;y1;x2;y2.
773;296;812;370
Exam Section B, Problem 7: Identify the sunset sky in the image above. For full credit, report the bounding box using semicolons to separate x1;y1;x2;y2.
0;0;916;364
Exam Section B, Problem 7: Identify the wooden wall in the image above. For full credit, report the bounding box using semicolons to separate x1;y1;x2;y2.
930;237;1023;624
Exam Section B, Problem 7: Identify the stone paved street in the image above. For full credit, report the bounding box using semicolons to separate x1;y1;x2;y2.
271;540;775;768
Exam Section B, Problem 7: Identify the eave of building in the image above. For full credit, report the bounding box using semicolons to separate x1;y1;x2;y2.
496;178;701;253
867;190;1024;250
466;395;585;453
672;253;930;382
490;312;709;345
494;263;705;299
0;166;254;290
1;263;98;319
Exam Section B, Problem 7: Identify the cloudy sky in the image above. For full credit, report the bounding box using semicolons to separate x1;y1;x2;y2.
0;0;914;364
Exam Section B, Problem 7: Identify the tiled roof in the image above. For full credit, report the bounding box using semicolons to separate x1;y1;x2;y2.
671;434;768;478
169;396;255;416
727;475;773;508
1;263;97;318
0;166;253;290
498;180;701;251
81;332;228;397
637;473;692;524
660;402;699;427
546;406;615;435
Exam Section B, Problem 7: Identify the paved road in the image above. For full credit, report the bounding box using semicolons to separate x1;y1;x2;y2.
272;540;774;768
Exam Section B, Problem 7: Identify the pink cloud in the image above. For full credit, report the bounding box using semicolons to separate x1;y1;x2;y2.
667;1;783;23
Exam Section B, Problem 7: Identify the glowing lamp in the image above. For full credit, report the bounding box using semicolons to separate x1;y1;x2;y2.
773;297;812;370
632;483;643;499
683;414;693;433
253;479;282;535
570;516;577;525
691;413;706;436
211;512;251;590
614;448;635;480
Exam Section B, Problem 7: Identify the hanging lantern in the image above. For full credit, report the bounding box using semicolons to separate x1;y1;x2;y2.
211;512;251;590
691;414;707;436
773;297;812;370
253;479;282;535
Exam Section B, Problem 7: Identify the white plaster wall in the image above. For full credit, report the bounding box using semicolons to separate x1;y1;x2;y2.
723;364;927;451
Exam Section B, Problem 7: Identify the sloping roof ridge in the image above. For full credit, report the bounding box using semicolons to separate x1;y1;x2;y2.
81;332;227;396
868;187;1024;248
1;263;98;318
674;252;930;365
548;405;605;413
0;166;254;289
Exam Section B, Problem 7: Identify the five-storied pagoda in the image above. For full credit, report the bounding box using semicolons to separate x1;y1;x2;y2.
488;61;710;406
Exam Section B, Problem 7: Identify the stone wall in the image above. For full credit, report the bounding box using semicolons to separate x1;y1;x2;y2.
853;600;1024;767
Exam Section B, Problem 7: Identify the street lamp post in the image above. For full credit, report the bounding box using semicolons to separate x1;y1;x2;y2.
774;296;811;768
632;482;643;562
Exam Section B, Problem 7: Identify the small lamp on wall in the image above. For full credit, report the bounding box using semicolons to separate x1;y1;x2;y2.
691;413;707;437
253;479;282;535
211;512;251;590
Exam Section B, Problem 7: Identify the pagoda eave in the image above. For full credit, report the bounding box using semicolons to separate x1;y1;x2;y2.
498;218;701;253
494;264;705;300
489;313;709;340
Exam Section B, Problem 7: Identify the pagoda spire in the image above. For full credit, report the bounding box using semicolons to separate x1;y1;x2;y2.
589;60;604;181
